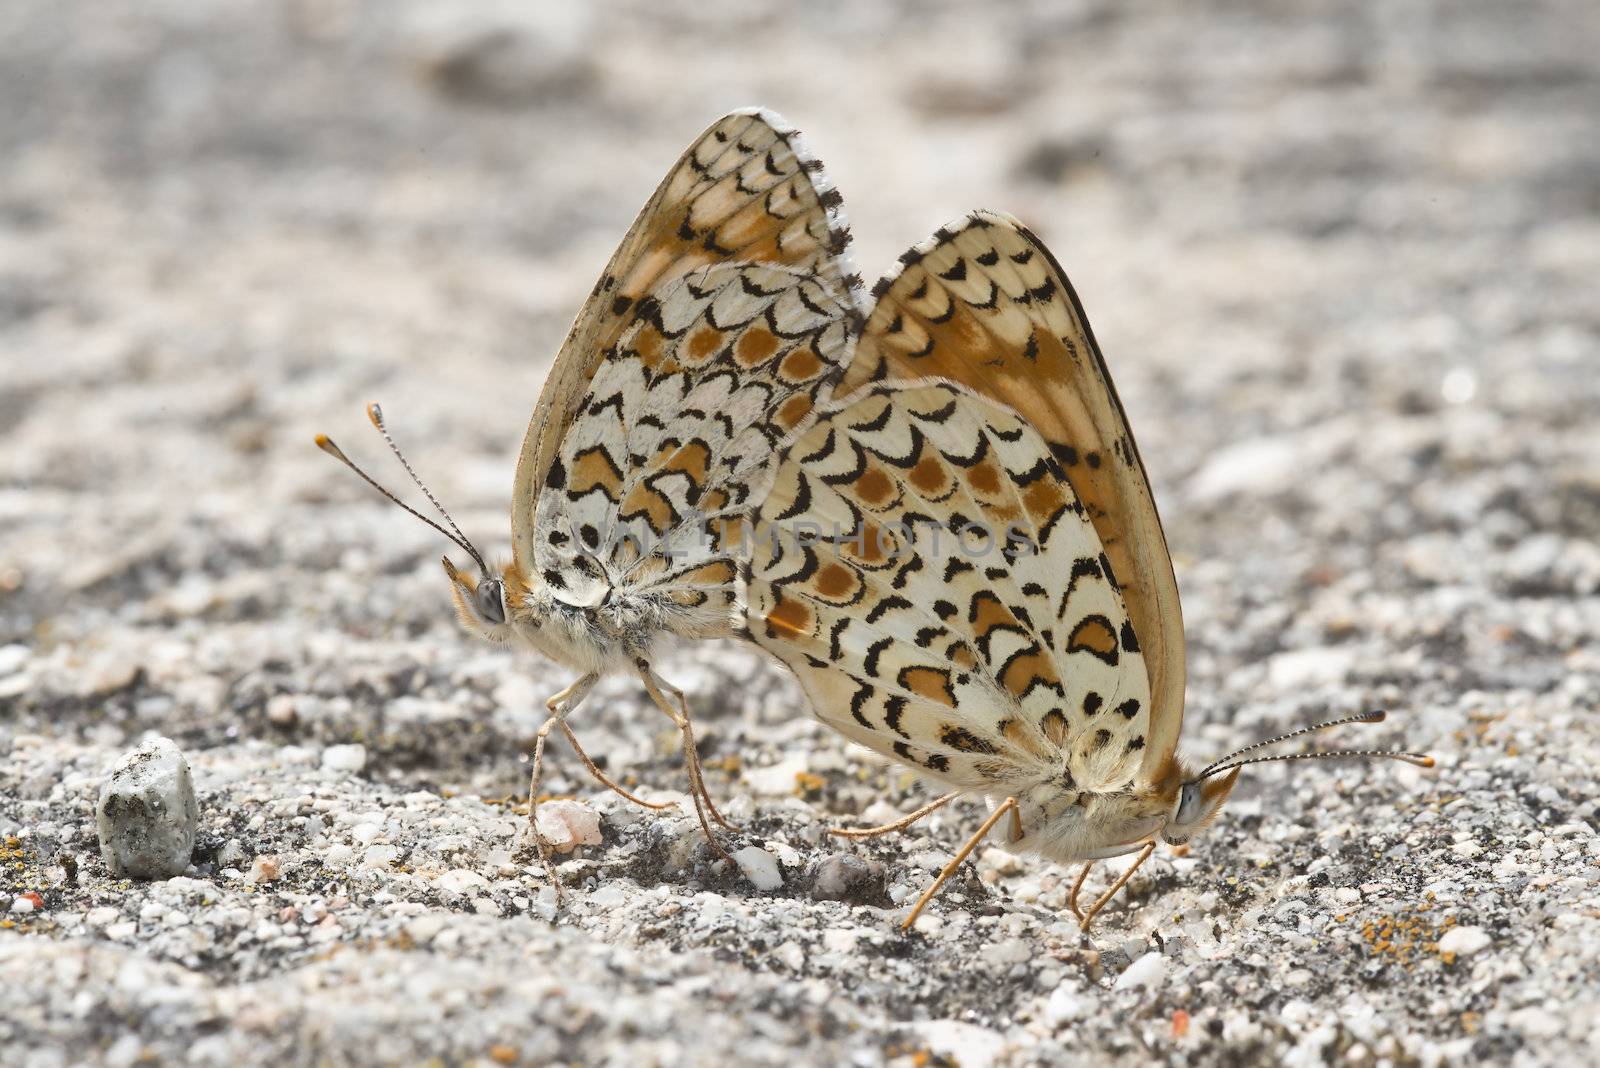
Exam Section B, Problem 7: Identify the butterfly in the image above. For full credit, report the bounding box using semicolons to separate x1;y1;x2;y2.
316;110;861;895
742;211;1431;929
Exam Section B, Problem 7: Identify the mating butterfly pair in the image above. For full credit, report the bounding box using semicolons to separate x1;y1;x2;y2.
319;110;1429;930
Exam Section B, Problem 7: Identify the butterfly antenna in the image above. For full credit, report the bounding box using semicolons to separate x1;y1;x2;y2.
363;404;486;571
1199;748;1435;780
1196;710;1433;781
314;422;490;578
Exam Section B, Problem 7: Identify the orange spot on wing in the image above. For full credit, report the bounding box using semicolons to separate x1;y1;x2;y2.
1065;616;1118;659
765;595;813;640
900;666;956;707
735;327;781;366
814;562;857;600
1022;479;1068;521
570;447;623;499
909;454;948;495
847;522;892;566
688;326;723;360
1001;718;1051;760
658;441;711;486
968;460;1002;497
776;393;813;429
619;484;675;535
680;560;736;587
632;325;668;370
1041;709;1068;746
854;467;895;508
970;591;1026;642
778;348;825;382
999;648;1061;703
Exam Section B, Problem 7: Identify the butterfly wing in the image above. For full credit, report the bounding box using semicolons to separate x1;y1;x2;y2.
537;261;854;637
746;382;1153;794
839;212;1184;780
512;109;857;577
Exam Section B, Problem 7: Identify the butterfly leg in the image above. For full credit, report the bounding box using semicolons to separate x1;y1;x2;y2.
1077;841;1156;932
1067;862;1095;922
900;796;1019;931
635;660;735;862
556;720;678;812
523;672;601;903
829;791;961;839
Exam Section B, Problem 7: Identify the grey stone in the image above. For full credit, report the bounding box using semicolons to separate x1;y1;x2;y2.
95;738;199;880
810;853;888;904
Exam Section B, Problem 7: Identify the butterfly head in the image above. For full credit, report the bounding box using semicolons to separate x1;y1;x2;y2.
1161;765;1241;846
442;556;516;645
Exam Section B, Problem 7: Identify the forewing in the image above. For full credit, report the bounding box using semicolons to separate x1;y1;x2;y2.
538;263;854;638
746;383;1153;794
512;109;857;572
843;211;1184;780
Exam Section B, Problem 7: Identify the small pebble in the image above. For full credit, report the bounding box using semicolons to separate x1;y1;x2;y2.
535;800;603;854
321;744;368;774
810;853;885;902
246;855;281;884
95;737;199;880
733;846;784;890
439;868;490;895
1437;926;1491;958
1114;951;1167;992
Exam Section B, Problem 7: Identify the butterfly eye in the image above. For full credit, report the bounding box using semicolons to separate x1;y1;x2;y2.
475;579;506;625
1174;781;1203;826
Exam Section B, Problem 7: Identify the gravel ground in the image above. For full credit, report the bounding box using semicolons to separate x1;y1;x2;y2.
3;2;1599;1065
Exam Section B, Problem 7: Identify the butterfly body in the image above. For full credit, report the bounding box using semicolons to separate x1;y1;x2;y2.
323;112;1426;923
328;109;860;896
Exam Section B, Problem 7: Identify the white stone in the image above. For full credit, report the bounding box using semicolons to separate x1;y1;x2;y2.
990;938;1032;965
1045;984;1089;1024
438;868;490;895
743;757;808;797
321;744;368;774
405;914;449;944
774;941;806;971
363;845;401;867
0;643;29;675
1437;926;1491;957
733;846;784;891
1508;1006;1563;1040
1268;647;1356;690
1189;436;1299;501
10;896;35;914
1114;951;1168;991
535;799;603;854
917;1020;1005;1068
96;737;198;880
822;928;859;954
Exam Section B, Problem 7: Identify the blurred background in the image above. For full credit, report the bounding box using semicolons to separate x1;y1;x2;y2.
4;1;1600;1063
